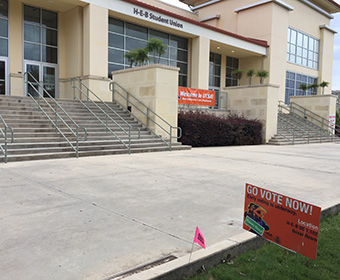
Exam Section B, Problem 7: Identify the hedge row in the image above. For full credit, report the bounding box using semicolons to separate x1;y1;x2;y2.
178;111;263;147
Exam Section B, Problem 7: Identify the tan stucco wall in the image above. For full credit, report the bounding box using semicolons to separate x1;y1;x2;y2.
83;4;108;78
290;95;337;124
112;64;179;139
8;0;23;97
191;36;210;90
225;84;280;142
59;6;83;79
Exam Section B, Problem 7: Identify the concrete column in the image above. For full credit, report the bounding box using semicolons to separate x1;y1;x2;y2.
319;26;336;95
83;4;108;78
190;36;210;90
8;0;23;96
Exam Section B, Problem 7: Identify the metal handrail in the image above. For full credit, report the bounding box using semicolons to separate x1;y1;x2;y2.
288;102;339;136
0;115;14;163
278;104;327;144
24;72;87;157
71;78;138;154
109;81;182;151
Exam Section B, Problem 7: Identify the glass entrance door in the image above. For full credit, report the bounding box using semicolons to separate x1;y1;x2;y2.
25;62;57;98
0;59;7;95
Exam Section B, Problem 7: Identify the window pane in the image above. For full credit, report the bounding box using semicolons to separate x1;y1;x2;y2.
126;37;147;50
109;33;124;49
24;24;40;43
42;46;57;63
109;48;124;64
179;75;187;87
109;18;124;34
170;48;187;62
126;22;147;40
170;35;188;49
42;10;57;29
108;63;124;78
42;28;57;46
0;0;8;18
24;42;40;61
24;5;40;25
0;38;7;56
291;30;296;44
0;19;8;37
150;29;169;45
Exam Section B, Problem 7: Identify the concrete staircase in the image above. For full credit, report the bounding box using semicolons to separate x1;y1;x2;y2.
268;110;339;145
0;96;190;162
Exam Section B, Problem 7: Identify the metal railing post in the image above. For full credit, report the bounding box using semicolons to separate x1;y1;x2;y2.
146;108;149;128
169;127;172;151
128;127;131;155
4;126;7;164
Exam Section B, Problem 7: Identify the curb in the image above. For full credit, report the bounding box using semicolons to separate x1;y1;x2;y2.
123;201;340;280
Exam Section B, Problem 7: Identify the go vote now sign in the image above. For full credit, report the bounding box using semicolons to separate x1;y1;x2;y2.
243;183;321;260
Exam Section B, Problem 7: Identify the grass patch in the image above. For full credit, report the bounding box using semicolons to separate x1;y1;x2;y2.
183;213;340;280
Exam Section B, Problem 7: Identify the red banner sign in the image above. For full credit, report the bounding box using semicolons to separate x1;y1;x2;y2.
243;183;321;260
178;87;215;106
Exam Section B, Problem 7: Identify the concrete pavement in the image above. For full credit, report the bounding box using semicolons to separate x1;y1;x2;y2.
1;143;340;280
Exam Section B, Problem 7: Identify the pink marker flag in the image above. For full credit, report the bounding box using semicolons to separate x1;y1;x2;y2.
194;226;206;249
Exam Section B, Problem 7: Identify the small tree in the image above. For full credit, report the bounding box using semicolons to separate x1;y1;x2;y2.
146;38;167;64
308;83;319;95
256;70;269;84
124;49;138;68
135;48;149;66
246;69;255;85
299;83;309;95
320;81;329;95
231;70;244;86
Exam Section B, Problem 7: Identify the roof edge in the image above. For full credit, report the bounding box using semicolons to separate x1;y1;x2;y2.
121;0;269;48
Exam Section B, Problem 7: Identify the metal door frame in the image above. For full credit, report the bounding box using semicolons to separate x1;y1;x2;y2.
23;60;59;98
0;57;9;95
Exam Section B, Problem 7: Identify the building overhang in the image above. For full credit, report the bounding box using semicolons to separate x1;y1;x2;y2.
83;0;268;56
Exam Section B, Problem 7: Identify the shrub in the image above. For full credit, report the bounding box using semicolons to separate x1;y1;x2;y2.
178;111;262;147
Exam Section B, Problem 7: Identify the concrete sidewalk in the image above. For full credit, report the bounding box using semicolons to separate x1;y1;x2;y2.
1;143;340;280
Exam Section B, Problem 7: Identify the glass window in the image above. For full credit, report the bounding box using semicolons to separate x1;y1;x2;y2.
170;35;188;49
24;24;40;43
150;29;169;45
0;38;7;56
24;5;58;64
287;27;319;70
0;0;8;18
108;48;124;64
24;42;41;61
126;23;147;40
108;16;188;86
0;18;8;37
24;5;40;25
42;46;57;63
225;56;239;88
42;28;57;46
42;10;57;29
209;52;221;88
126;37;147;50
109;33;124;49
109;18;124;34
285;70;318;103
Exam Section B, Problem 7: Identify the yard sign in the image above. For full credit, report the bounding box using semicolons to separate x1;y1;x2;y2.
178;87;215;106
243;183;321;260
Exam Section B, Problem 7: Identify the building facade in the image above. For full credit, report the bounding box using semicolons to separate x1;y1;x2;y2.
0;0;339;104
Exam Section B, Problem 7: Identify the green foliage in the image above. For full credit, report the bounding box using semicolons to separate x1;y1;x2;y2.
246;69;255;85
231;70;245;86
256;70;269;84
308;83;319;95
299;83;309;93
319;81;329;95
184;213;340;280
125;48;149;67
178;111;262;147
146;38;167;64
124;49;138;68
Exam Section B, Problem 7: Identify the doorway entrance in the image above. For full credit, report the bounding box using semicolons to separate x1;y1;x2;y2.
25;62;57;98
0;59;7;95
